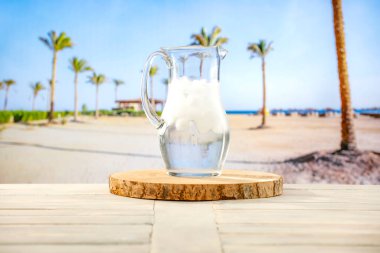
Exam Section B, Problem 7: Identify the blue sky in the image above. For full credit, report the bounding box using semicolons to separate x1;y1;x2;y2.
0;0;379;111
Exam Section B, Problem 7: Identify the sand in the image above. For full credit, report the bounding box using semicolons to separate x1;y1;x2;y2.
0;115;379;183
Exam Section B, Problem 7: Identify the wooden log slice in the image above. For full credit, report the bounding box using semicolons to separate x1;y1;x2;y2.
109;170;283;201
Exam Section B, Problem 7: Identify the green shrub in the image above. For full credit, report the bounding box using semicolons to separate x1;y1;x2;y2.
21;111;48;122
0;110;75;124
0;111;13;124
128;110;146;117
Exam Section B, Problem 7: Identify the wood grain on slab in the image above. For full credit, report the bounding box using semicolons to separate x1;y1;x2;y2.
109;169;283;200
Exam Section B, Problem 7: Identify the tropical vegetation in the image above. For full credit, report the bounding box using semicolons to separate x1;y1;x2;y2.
332;0;356;151
69;57;92;121
161;78;169;99
149;65;159;110
88;72;106;118
190;26;228;77
0;110;73;124
2;79;16;110
113;79;125;101
39;31;73;122
247;40;273;128
30;82;45;111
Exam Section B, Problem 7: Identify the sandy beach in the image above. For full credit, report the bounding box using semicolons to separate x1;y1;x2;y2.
0;115;379;183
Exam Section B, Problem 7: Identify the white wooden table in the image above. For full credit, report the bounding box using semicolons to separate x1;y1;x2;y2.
0;184;379;253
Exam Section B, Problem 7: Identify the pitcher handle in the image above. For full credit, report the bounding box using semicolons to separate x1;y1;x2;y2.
141;51;172;129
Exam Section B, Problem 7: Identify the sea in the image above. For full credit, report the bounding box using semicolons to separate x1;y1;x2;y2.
226;108;380;116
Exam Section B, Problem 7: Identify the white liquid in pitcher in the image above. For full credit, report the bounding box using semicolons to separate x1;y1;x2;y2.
159;77;229;176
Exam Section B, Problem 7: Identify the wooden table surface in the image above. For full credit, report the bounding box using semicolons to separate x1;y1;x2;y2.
0;184;379;253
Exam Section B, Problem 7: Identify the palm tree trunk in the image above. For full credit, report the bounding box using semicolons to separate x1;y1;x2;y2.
49;51;57;122
74;73;78;121
332;0;356;151
3;86;9;110
200;57;204;78
95;84;99;119
32;95;36;111
150;78;155;111
115;86;118;101
165;85;168;101
261;57;267;127
183;61;186;75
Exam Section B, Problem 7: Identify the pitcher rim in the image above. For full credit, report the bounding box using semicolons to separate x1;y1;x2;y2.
160;45;220;51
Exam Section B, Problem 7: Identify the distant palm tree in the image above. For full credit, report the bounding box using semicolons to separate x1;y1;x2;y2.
113;79;125;101
69;57;92;121
247;40;273;128
30;82;45;111
3;79;16;110
191;26;228;77
332;0;356;151
0;81;3;107
161;78;169;100
149;66;158;110
178;56;188;76
39;31;73;122
88;72;106;118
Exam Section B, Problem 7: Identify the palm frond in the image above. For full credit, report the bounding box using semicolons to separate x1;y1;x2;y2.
149;65;159;77
209;26;221;45
113;79;125;86
191;34;207;46
88;72;106;86
56;33;73;51
69;57;91;73
215;37;228;46
4;79;16;87
161;78;169;85
247;40;273;58
190;26;228;47
264;41;274;56
39;37;53;50
31;82;45;96
201;27;209;45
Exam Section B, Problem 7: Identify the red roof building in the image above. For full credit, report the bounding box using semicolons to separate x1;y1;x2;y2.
115;99;164;111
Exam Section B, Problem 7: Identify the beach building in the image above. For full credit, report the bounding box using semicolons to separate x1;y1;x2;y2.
115;99;164;111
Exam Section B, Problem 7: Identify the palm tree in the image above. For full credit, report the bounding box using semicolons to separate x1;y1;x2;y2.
30;82;45;111
161;78;169;100
247;40;273;128
332;0;356;151
39;31;73;122
69;57;92;121
113;79;125;101
149;66;158;110
3;79;16;110
178;56;188;76
190;26;228;77
88;72;106;118
0;81;3;107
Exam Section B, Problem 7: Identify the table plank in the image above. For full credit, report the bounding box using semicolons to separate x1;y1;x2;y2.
0;184;379;253
223;245;380;253
0;224;151;244
215;184;380;253
0;215;153;225
151;202;222;253
0;245;150;253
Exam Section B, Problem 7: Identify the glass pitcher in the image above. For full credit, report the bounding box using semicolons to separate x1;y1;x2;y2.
141;46;230;177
